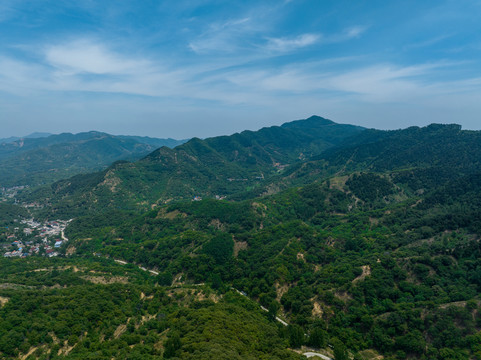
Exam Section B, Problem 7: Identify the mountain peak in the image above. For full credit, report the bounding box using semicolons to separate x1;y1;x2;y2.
24;132;53;139
281;115;336;129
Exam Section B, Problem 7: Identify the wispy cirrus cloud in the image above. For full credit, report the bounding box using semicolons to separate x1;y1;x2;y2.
265;26;366;53
2;36;479;108
2;17;480;135
220;59;481;105
0;56;53;96
45;39;150;75
344;26;367;39
319;65;432;103
0;39;187;98
266;33;320;52
188;17;257;54
320;26;368;44
403;34;453;50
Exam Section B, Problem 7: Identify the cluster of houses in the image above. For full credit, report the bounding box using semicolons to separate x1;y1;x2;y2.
3;239;42;258
24;219;70;239
2;219;71;258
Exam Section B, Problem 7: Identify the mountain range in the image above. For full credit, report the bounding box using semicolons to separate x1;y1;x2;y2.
2;115;481;360
0;132;53;144
24;116;364;216
0;131;186;187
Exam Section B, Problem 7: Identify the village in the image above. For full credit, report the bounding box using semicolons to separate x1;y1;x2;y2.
1;218;71;258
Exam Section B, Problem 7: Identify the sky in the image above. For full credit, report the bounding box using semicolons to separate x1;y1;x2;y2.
0;0;480;139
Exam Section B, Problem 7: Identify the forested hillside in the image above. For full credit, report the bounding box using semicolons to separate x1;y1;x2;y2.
21;116;364;217
0;258;300;359
60;169;481;359
2;116;481;359
258;123;481;199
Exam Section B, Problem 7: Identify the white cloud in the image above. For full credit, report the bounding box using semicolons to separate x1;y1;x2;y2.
188;17;257;54
0;56;52;95
345;26;367;39
2;35;481;126
321;65;430;101
45;39;150;75
0;40;189;98
320;26;368;44
266;33;320;52
404;34;453;50
318;63;480;102
217;60;481;111
265;26;366;53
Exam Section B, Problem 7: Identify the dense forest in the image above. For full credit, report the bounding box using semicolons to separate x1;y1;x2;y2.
0;258;300;359
2;117;481;359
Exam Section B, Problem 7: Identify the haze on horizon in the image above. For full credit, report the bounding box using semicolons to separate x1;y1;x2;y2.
1;0;480;139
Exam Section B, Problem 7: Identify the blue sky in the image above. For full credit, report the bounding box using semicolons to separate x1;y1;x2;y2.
1;0;480;138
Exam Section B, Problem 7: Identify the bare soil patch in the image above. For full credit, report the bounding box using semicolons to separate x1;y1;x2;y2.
0;296;9;307
82;276;128;284
234;240;248;257
353;265;371;283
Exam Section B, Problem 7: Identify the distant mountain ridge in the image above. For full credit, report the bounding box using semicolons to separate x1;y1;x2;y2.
0;131;187;187
0;132;52;144
23;116;481;219
0;131;185;160
117;135;185;149
25;116;365;216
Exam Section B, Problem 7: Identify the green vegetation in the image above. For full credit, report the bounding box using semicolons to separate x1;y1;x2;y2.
3;117;481;359
20;116;363;216
0;131;185;187
0;258;300;359
57;170;481;359
0;203;28;227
